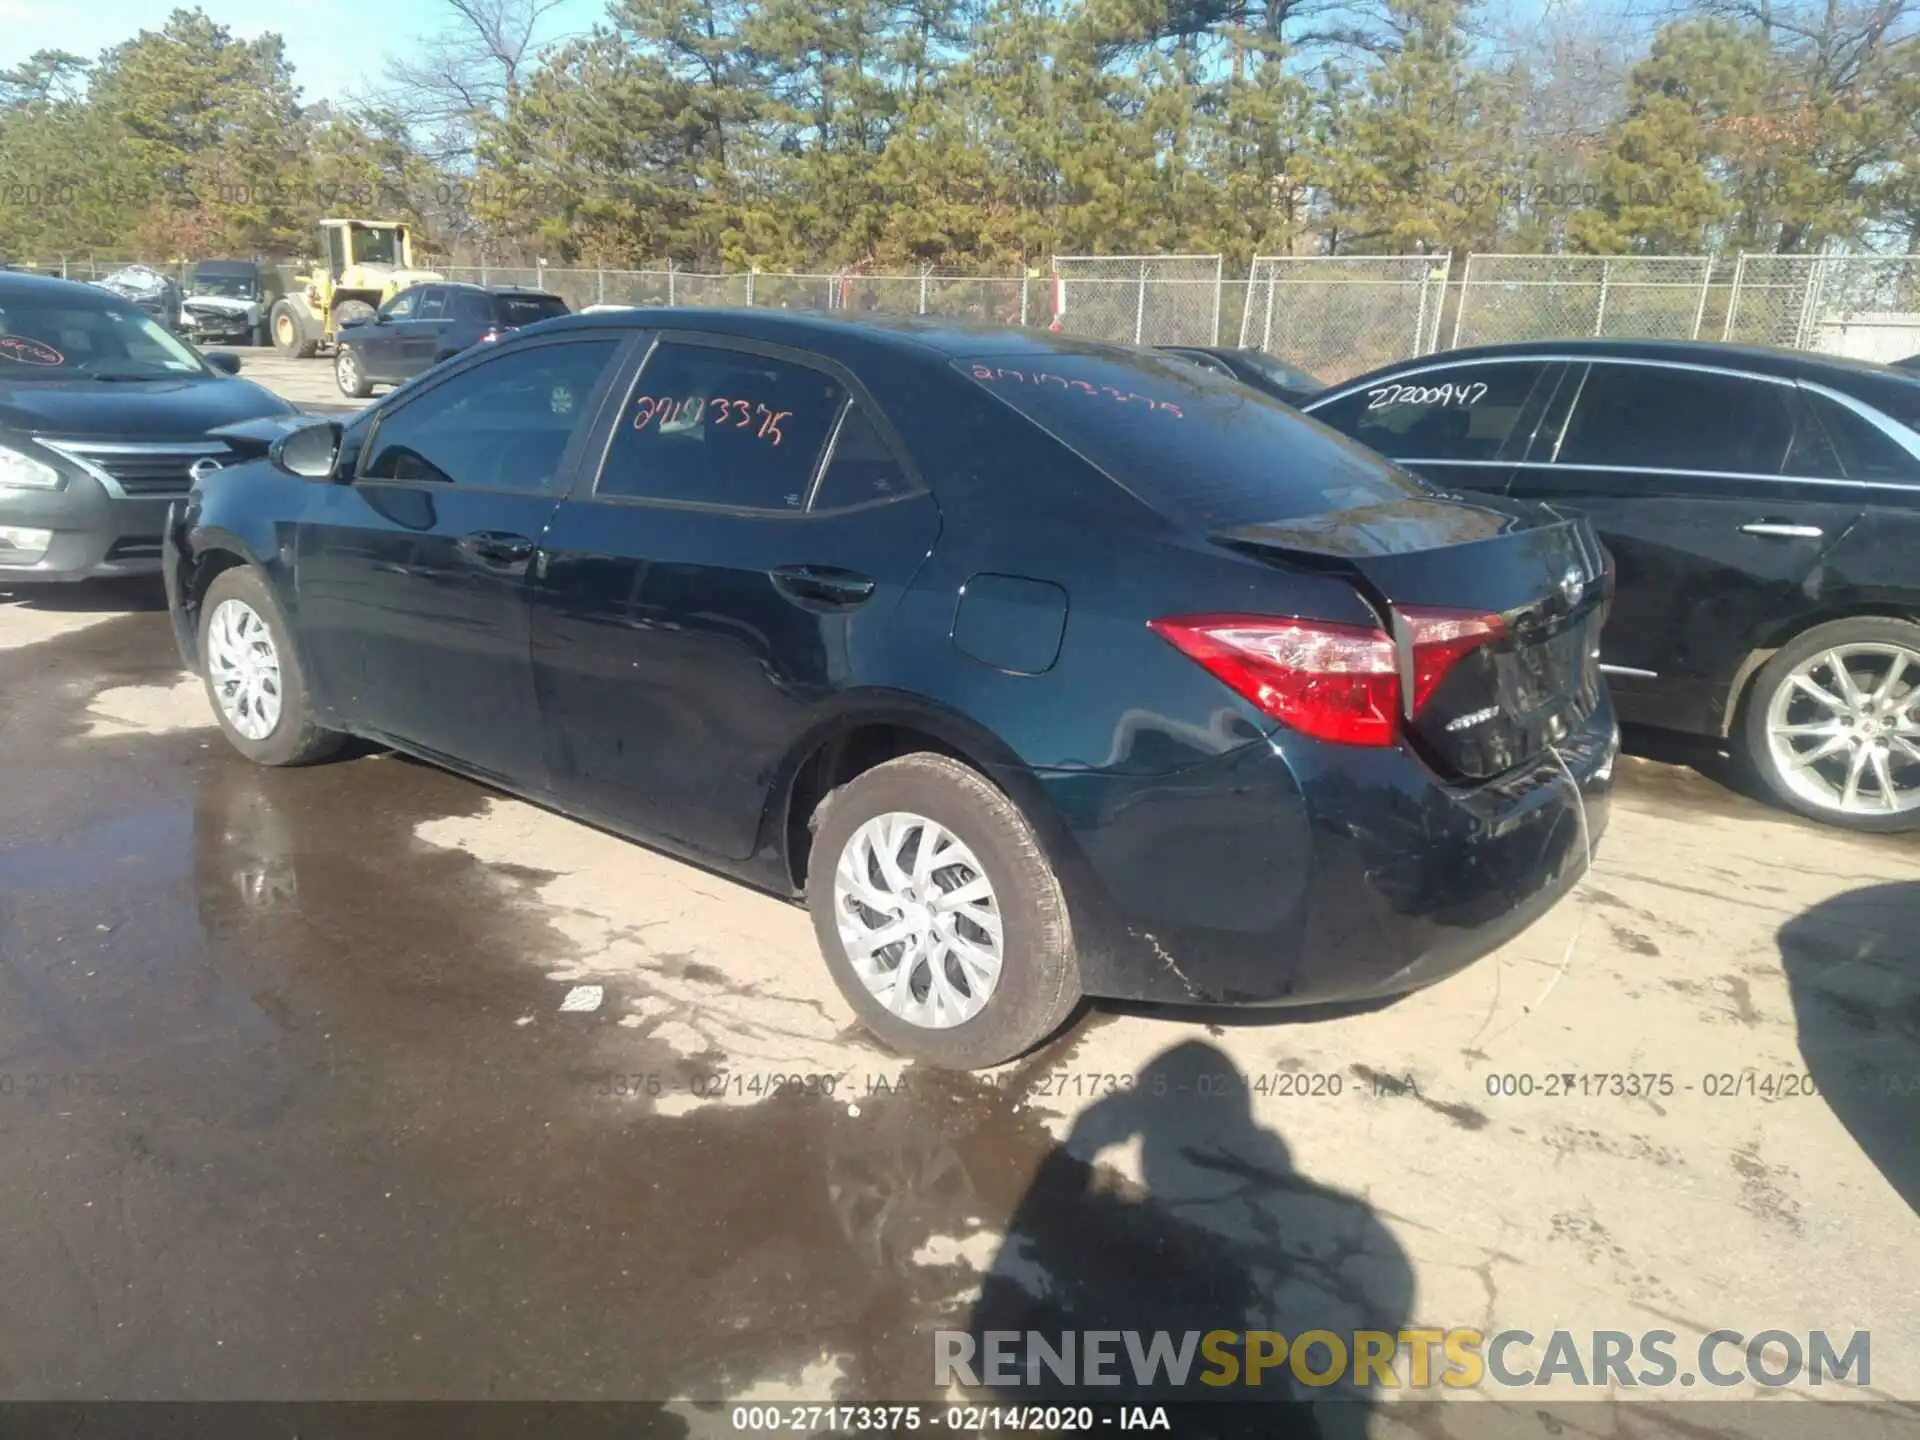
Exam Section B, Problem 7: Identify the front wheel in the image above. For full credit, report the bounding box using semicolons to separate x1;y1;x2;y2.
807;753;1080;1069
335;345;373;398
1743;616;1920;832
198;567;344;767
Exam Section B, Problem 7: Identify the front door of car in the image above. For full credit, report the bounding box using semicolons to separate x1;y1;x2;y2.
294;333;628;784
359;288;420;381
400;287;453;373
1302;359;1567;498
529;335;940;860
1506;360;1865;727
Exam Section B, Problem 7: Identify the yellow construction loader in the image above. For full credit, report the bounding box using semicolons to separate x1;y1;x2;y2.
269;219;443;358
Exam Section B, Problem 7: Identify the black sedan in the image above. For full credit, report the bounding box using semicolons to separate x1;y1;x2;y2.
1303;338;1920;831
0;270;293;581
165;310;1614;1068
1156;345;1325;404
334;282;570;398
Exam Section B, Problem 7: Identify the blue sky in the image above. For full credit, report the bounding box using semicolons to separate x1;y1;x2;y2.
0;0;606;105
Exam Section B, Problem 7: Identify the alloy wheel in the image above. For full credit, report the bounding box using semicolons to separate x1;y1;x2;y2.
833;811;1004;1029
337;351;359;392
1764;644;1920;816
206;598;283;742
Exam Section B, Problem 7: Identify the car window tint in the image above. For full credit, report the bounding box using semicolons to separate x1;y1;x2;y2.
959;350;1431;528
1309;363;1551;463
1801;391;1920;482
416;289;448;321
1557;364;1793;473
382;291;418;320
360;339;618;490
810;402;912;510
1782;394;1844;477
499;295;569;326
456;292;492;324
598;341;845;510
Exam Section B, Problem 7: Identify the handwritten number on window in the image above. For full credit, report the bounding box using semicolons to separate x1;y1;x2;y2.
1365;381;1489;411
970;365;1184;418
633;393;792;445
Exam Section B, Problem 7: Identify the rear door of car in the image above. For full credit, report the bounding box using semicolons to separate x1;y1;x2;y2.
1506;358;1865;731
294;332;630;783
528;332;940;859
1302;357;1568;498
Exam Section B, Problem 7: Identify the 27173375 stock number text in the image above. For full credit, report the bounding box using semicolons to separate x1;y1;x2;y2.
730;1405;1160;1432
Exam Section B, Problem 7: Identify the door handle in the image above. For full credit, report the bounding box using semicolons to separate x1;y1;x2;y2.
770;564;877;607
1740;521;1824;539
458;530;536;567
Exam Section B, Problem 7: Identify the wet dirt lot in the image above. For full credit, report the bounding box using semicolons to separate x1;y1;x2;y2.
1;584;1916;1436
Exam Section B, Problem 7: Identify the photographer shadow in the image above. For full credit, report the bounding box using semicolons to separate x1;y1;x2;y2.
1778;881;1920;1215
965;1040;1412;1438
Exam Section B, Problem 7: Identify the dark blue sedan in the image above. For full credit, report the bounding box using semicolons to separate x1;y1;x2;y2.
163;310;1616;1068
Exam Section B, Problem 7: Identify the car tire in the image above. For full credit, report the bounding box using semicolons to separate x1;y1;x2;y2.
1743;615;1920;833
807;753;1080;1069
251;318;271;348
197;567;343;768
270;300;317;359
335;345;373;399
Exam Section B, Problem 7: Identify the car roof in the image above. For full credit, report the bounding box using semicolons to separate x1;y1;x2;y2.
0;270;125;307
519;306;1164;364
194;259;259;272
1381;336;1918;385
423;282;566;300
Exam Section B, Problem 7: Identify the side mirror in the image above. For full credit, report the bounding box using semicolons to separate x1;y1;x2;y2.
268;420;344;481
373;313;392;325
204;351;242;375
340;313;372;329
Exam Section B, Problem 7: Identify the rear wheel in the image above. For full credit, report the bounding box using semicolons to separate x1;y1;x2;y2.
1744;616;1920;832
807;753;1080;1069
270;300;317;359
198;567;343;768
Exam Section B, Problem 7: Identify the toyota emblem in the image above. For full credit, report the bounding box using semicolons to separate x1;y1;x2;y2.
189;456;226;484
1559;565;1584;607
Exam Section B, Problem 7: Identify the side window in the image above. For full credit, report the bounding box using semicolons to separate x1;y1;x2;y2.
1799;391;1920;482
416;288;448;321
597;340;846;510
381;290;419;321
360;339;619;490
1556;365;1793;474
810;402;913;510
458;292;493;325
1310;363;1553;462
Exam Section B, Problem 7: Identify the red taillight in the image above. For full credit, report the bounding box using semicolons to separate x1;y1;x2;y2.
479;327;506;344
1398;606;1508;712
1148;614;1400;746
1151;607;1508;747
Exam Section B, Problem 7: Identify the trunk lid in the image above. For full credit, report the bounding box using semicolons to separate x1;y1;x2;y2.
1214;497;1608;779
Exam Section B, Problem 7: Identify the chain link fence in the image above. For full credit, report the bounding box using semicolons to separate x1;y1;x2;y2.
1723;253;1920;362
15;248;1919;368
1049;255;1224;345
1452;255;1715;348
1242;255;1450;383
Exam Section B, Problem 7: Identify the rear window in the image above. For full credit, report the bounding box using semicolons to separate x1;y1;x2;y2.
497;295;569;326
955;349;1432;527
